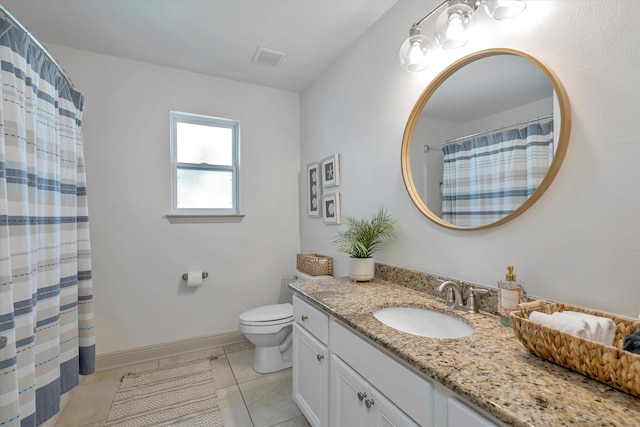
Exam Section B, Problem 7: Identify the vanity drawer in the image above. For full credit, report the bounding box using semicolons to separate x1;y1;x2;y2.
293;295;329;344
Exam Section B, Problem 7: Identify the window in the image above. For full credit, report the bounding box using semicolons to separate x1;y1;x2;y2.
168;111;242;223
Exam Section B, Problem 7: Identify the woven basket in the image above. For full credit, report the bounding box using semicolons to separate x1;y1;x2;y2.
296;253;333;276
511;300;640;397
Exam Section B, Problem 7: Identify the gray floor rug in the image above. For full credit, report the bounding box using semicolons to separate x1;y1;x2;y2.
105;359;224;426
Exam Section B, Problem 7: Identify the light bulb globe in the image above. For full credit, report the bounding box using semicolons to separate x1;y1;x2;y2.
435;3;475;49
484;0;526;20
399;34;432;72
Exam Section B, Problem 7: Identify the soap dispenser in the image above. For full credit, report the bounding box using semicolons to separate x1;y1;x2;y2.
498;265;526;327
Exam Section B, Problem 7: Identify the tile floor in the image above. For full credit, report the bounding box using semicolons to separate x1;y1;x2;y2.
45;341;311;427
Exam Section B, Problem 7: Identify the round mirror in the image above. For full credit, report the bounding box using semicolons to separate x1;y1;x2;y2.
401;48;571;230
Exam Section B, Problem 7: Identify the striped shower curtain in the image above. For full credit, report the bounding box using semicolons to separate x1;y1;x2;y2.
441;120;554;227
0;18;95;427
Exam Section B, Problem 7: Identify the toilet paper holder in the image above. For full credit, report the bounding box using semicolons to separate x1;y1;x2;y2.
182;271;209;280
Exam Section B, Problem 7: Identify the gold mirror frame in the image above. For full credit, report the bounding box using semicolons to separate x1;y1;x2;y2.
401;48;571;231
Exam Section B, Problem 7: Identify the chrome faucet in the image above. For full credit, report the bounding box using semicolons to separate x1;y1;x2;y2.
436;281;463;309
436;280;488;313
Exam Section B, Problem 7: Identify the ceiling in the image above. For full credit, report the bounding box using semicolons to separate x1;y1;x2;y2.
0;0;397;92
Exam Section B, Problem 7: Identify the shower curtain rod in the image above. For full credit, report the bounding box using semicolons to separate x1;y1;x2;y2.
423;113;553;153
0;4;76;90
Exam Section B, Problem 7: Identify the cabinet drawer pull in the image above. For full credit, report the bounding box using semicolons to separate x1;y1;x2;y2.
357;391;367;401
301;315;308;321
316;354;324;361
365;398;375;409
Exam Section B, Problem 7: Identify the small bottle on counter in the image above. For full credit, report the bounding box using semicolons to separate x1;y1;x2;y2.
498;265;526;327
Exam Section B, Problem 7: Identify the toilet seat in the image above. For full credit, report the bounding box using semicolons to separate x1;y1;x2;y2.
239;317;293;327
239;303;293;327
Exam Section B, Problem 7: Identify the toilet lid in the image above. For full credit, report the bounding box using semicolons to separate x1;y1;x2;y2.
239;303;293;323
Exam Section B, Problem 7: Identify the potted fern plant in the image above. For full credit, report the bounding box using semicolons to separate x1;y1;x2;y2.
333;207;396;281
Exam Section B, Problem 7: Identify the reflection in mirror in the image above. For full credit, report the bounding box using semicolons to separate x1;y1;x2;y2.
402;49;570;231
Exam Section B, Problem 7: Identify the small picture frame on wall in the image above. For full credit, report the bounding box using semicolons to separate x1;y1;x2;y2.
321;154;341;188
306;162;321;217
322;192;341;224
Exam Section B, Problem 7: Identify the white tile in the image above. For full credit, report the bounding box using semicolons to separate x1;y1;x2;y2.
54;378;120;427
216;384;254;427
158;347;224;369
239;369;301;427
271;415;312;427
80;360;159;385
55;344;300;427
227;348;265;383
210;354;237;390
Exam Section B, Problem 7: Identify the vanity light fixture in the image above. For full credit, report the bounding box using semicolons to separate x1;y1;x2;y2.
399;0;526;72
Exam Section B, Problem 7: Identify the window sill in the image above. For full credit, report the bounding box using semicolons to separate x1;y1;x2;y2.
165;214;245;224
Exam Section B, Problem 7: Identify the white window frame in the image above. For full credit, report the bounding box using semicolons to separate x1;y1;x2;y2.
166;111;244;224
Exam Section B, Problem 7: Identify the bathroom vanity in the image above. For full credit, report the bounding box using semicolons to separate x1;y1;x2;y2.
290;277;640;427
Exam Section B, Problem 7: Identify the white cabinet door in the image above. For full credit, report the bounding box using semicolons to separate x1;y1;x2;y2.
331;355;418;427
293;323;329;427
370;386;420;427
331;354;369;426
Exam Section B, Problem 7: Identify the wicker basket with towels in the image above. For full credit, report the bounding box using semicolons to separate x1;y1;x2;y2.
511;300;640;397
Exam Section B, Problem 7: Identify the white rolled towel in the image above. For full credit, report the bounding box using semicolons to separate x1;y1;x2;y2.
529;311;592;340
560;311;616;346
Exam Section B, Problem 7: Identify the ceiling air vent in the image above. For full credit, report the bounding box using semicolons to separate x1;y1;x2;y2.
251;46;286;67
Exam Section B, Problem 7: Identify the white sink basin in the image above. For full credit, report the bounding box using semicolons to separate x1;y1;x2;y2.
373;307;474;339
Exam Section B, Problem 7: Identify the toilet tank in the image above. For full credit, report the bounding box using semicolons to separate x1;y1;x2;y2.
278;270;332;304
295;270;332;282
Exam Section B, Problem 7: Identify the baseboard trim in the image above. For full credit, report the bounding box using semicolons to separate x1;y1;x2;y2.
96;330;246;371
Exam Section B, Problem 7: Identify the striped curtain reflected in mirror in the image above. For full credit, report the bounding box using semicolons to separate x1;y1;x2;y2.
441;120;554;227
0;14;95;427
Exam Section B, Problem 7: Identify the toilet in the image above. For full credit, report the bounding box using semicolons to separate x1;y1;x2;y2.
238;270;331;373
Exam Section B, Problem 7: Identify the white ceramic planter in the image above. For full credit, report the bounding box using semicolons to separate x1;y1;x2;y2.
349;257;375;282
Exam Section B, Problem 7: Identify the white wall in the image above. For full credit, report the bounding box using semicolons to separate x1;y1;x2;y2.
49;45;301;355
300;1;640;317
411;116;453;215
463;97;553;136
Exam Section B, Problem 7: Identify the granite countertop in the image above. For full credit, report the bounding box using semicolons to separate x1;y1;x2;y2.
290;277;640;427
